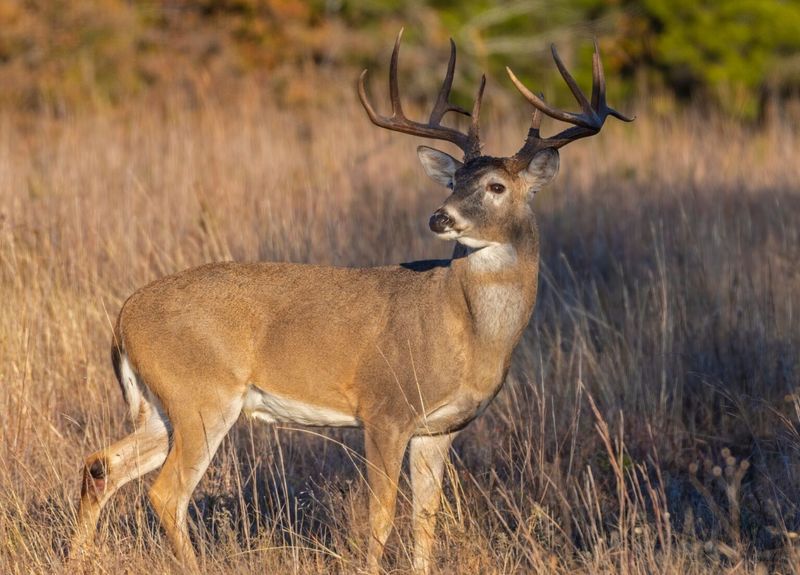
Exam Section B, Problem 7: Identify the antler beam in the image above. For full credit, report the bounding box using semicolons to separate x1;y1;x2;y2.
507;42;634;170
358;29;486;161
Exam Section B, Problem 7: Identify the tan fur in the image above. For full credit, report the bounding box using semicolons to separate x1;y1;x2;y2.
71;33;628;574
71;214;541;573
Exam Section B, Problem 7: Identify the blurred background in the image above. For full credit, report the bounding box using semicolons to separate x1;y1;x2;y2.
2;0;800;119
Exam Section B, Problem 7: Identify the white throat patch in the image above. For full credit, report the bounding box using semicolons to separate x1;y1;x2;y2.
465;242;517;272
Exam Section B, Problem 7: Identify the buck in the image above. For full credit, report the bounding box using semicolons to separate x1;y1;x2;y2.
71;31;631;573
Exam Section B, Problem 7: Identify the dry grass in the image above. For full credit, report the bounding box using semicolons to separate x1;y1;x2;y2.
1;79;800;574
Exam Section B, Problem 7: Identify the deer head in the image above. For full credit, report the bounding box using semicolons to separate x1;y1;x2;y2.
358;30;633;250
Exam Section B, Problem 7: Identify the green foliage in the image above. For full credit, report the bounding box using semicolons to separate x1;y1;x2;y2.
421;0;800;118
0;0;798;117
638;0;800;116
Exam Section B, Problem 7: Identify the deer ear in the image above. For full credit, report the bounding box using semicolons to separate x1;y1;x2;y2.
417;146;463;188
520;148;559;192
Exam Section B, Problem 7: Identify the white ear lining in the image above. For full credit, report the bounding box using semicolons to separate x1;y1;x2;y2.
521;148;560;192
417;146;463;188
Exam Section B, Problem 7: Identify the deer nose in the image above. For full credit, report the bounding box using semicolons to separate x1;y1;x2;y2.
429;209;454;233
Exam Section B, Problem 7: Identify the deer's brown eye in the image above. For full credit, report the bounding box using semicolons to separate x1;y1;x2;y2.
488;183;506;194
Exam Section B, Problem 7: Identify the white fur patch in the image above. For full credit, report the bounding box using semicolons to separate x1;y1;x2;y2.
423;402;464;427
419;394;495;433
112;403;171;480
456;236;488;249
242;386;359;427
434;229;461;241
119;353;141;422
418;146;462;188
466;243;517;271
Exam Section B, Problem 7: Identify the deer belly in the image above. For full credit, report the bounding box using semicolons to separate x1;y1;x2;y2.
242;385;359;427
418;395;493;434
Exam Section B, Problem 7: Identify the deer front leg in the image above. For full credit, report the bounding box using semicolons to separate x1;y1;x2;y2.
363;424;410;574
409;432;456;574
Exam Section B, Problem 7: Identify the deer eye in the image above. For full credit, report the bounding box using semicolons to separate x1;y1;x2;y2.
488;183;506;194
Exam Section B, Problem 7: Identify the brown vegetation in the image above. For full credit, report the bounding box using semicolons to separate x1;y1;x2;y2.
1;79;800;573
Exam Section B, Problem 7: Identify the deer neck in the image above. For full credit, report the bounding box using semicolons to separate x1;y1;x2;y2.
449;224;539;347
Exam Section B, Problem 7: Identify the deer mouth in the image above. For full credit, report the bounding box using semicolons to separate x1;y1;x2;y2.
431;223;472;241
433;229;462;240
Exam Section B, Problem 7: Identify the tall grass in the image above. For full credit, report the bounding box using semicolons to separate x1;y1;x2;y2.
1;80;799;573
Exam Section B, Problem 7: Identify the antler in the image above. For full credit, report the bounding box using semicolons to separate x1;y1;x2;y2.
506;41;634;170
358;29;486;161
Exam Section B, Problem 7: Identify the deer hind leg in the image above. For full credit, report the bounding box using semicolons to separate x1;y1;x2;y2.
409;432;457;575
147;390;243;572
71;398;170;554
363;424;411;574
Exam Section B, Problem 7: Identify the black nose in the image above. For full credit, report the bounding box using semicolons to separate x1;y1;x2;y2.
429;209;454;233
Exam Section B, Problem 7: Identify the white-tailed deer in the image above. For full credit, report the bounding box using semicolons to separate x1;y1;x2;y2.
71;31;631;573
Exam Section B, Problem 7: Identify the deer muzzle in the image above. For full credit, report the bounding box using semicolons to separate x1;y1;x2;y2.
429;209;455;234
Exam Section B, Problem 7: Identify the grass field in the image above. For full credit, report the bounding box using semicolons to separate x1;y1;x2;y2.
1;80;800;573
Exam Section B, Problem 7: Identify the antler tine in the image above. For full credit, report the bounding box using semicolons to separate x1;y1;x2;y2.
550;44;595;120
429;39;471;125
506;66;597;129
507;41;634;169
591;40;603;110
357;69;381;125
531;106;543;132
465;75;486;160
357;31;483;161
591;40;634;122
388;29;404;118
511;95;545;163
